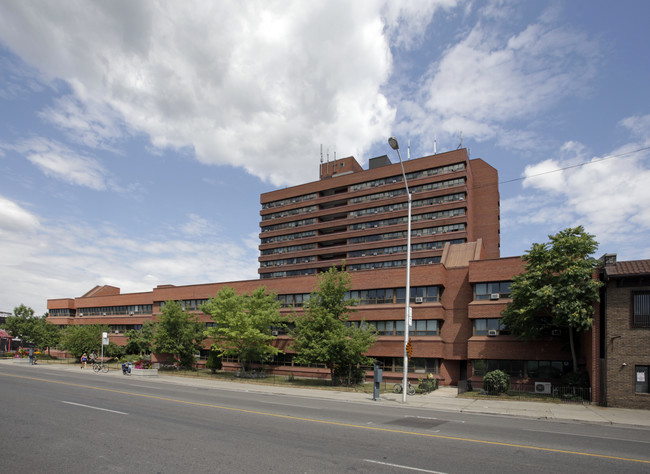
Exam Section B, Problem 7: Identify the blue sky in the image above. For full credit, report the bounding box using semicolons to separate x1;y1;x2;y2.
1;0;649;315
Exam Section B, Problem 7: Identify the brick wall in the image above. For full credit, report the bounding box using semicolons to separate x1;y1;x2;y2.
604;281;650;409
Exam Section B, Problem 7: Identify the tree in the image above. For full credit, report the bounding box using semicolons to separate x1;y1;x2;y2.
4;304;35;341
501;226;602;372
201;286;283;374
125;321;155;355
153;300;205;369
4;305;61;354
290;266;377;385
60;324;109;358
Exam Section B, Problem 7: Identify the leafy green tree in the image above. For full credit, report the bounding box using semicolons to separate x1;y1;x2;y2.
291;266;377;385
34;315;62;356
125;321;155;355
60;324;109;358
4;305;61;354
4;304;35;341
153;300;205;369
201;286;283;374
501;226;602;372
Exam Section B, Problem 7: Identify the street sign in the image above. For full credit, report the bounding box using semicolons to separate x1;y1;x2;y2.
102;332;109;346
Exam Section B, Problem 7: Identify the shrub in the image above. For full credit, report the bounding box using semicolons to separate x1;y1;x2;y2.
418;373;438;393
205;350;223;374
483;370;510;394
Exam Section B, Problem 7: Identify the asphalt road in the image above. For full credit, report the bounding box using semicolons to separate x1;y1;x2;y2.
1;363;649;473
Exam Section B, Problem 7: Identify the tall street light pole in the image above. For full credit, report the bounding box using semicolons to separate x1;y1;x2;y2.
388;136;411;403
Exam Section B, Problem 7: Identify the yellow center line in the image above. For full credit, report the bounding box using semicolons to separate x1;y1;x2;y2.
3;371;649;465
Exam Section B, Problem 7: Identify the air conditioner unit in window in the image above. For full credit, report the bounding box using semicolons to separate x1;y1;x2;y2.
490;293;499;300
271;330;279;336
551;329;561;336
114;330;119;334
487;329;498;336
534;382;552;394
415;297;423;304
129;312;134;315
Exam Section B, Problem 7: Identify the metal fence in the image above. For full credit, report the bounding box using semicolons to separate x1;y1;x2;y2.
458;380;591;404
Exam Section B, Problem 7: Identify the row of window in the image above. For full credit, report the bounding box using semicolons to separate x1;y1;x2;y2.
277;286;441;308
349;192;466;218
349;208;465;232
261;204;318;221
261;162;464;212
348;257;441;271
260;256;316;267
349;178;465;205
348;225;466;245
77;305;153;316
473;359;571;378
50;309;75;317
374;357;439;374
369;319;439;336
262;192;318;210
261;230;316;245
261;269;317;279
260;243;317;256
348;240;447;258
261;217;317;233
349;162;465;192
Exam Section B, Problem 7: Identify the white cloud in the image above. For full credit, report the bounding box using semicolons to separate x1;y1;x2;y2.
404;4;600;147
0;1;460;186
516;128;650;257
13;138;109;190
0;195;40;234
0;209;259;315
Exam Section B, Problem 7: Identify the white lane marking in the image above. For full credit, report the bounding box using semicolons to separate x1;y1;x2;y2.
364;459;447;473
61;401;128;415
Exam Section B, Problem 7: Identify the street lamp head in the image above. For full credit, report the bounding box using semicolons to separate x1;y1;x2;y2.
388;136;399;151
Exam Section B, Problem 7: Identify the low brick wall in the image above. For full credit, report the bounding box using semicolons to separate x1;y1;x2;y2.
131;368;158;376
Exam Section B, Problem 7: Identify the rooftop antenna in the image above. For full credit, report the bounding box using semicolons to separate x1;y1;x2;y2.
407;139;411;160
457;131;463;150
320;144;324;178
326;147;330;176
434;135;437;155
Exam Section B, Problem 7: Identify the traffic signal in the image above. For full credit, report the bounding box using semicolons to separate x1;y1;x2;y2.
406;340;413;359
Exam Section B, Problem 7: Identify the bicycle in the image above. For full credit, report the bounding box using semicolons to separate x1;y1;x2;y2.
393;382;416;395
92;361;109;373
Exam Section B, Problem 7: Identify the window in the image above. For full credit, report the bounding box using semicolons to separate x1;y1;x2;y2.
473;359;569;378
636;366;649;394
412;320;439;336
474;282;511;300
375;357;438;374
473;318;506;335
633;292;650;328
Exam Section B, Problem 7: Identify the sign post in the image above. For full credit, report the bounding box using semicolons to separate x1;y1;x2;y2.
101;332;109;369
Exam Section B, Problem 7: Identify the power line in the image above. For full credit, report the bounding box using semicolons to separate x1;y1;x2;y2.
499;146;650;186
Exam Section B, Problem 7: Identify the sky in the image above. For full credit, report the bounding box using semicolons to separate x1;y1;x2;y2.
1;0;649;316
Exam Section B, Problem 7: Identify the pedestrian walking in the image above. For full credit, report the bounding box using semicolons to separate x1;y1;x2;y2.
81;352;87;369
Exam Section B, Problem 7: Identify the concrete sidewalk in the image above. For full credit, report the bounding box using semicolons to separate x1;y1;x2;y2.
8;360;650;428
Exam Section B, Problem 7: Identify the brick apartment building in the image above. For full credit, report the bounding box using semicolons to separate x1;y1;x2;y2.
598;255;650;408
47;148;645;405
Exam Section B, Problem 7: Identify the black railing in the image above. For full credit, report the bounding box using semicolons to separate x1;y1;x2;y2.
458;380;591;404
